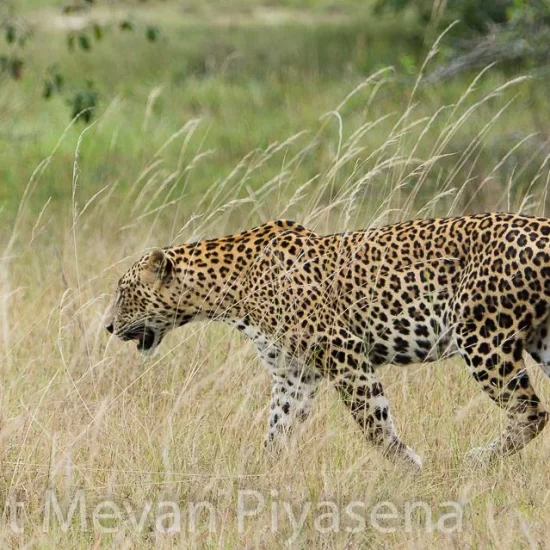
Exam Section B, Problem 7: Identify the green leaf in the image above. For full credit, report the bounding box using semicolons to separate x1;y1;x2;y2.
146;25;159;42
43;80;54;99
119;19;134;32
67;33;75;52
78;33;91;51
71;92;83;118
5;24;16;44
53;72;64;91
93;23;103;41
70;85;98;123
399;54;416;75
10;58;23;80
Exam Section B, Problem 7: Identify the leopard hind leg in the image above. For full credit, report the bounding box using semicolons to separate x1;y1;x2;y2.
526;313;550;378
456;320;548;462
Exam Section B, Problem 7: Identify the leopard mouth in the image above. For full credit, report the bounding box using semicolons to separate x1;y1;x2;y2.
120;326;157;352
137;328;156;352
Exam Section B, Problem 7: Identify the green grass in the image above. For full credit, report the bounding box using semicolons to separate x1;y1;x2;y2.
1;2;549;226
1;10;420;215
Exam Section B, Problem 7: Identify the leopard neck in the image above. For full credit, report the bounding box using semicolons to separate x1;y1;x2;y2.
169;236;255;323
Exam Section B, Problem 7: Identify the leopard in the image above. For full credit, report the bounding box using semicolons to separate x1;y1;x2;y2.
105;212;550;469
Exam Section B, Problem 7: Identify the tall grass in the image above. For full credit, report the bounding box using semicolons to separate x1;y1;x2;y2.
2;48;550;546
4;1;550;222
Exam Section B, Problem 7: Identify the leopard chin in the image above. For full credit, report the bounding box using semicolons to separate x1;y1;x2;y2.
138;343;160;358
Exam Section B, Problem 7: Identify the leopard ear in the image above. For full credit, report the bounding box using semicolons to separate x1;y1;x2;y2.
147;249;174;283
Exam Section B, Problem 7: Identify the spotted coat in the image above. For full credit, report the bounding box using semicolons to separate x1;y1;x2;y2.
106;213;550;468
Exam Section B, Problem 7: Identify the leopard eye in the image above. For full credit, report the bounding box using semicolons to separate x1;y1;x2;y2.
116;290;124;306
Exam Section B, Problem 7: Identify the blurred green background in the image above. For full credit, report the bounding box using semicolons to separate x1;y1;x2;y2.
1;0;550;228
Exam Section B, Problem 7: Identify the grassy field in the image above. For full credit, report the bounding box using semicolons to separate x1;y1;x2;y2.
2;0;550;547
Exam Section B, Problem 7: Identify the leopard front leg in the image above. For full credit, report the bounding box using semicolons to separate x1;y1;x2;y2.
265;364;321;451
257;344;321;452
311;329;422;470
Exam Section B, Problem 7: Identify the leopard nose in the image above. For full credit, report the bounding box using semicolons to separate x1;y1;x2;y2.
106;323;114;334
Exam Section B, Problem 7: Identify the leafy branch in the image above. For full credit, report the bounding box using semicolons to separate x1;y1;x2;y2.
1;0;162;123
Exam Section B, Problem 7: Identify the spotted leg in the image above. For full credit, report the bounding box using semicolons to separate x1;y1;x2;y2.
257;344;322;451
310;329;422;469
457;323;549;462
526;314;550;378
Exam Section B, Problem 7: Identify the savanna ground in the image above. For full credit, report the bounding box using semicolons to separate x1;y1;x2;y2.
2;0;550;547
